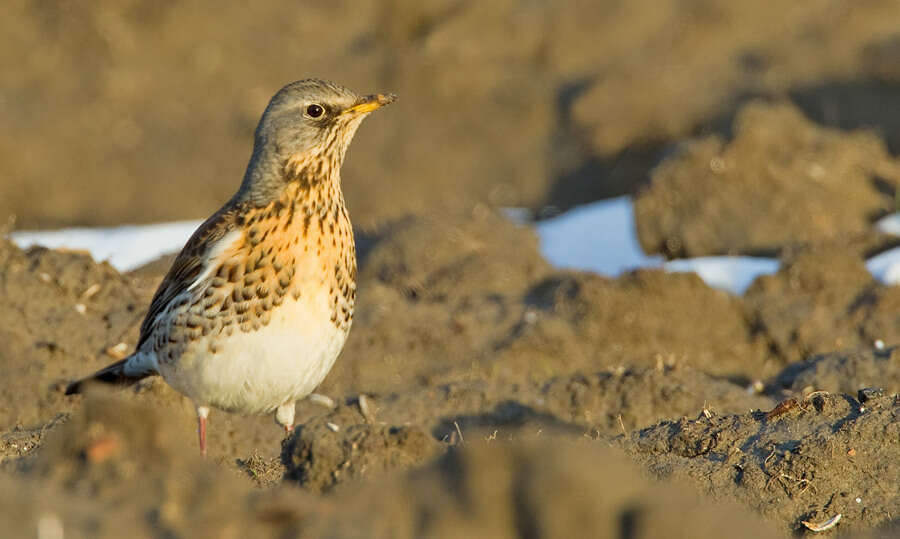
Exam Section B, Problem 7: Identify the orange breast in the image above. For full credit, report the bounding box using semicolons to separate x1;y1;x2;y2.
174;181;357;351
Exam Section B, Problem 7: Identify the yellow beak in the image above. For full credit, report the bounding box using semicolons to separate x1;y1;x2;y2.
343;93;397;115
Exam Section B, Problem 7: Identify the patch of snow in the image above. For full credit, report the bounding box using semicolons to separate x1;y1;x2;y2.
500;207;533;224
663;257;780;294
9;220;202;272
866;246;900;285
875;213;900;236
534;197;664;276
531;197;780;293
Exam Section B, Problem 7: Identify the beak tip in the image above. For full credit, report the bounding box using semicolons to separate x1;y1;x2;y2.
346;92;398;115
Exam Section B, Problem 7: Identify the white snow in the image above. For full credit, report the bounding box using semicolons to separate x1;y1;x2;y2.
9;220;202;272
866;246;900;285
867;213;900;285
533;197;664;276
531;197;779;294
875;212;900;236
663;257;779;295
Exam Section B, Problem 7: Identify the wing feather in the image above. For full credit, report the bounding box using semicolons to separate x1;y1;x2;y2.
137;204;245;349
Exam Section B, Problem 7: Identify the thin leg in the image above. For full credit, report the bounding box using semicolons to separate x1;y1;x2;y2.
197;406;210;457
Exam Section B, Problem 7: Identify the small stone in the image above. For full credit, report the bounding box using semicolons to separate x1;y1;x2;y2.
85;433;121;463
307;393;336;410
105;342;130;359
857;387;884;403
81;283;101;299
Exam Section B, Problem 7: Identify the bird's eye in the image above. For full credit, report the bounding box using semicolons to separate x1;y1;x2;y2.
305;104;324;118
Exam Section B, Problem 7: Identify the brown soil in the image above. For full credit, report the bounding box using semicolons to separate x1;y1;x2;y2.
634;102;900;258
4;1;900;537
625;392;900;536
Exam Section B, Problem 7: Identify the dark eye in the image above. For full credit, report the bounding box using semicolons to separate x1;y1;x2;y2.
305;104;324;118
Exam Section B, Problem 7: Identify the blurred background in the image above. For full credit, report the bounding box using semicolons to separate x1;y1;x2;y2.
5;0;900;233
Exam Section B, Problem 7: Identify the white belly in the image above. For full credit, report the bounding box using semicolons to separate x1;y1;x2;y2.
159;289;348;415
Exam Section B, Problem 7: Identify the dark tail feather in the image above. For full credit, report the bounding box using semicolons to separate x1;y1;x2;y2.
64;358;153;395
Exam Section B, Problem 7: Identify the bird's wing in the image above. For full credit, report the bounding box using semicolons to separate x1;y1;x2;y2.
136;205;245;349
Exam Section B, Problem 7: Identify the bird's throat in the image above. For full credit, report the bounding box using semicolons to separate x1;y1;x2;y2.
284;151;342;191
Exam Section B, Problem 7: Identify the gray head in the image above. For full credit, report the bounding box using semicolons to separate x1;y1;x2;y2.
239;79;396;203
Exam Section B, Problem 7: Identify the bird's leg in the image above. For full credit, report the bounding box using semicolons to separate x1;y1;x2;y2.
197;405;210;457
275;402;296;434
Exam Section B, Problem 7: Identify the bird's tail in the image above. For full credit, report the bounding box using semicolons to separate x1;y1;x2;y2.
64;352;157;395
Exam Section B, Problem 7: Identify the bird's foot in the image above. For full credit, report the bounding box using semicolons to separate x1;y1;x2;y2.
275;402;296;435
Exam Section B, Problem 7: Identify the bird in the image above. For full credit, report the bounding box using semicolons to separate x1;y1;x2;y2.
66;79;396;456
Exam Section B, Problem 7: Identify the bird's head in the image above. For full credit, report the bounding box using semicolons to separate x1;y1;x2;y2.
253;79;395;184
